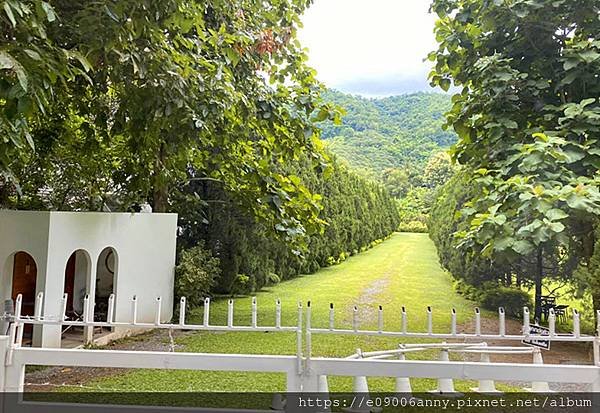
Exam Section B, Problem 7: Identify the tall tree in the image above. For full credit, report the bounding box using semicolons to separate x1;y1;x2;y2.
429;0;600;318
0;0;90;177
3;1;335;244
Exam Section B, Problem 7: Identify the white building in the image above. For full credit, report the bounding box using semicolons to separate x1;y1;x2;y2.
0;210;177;348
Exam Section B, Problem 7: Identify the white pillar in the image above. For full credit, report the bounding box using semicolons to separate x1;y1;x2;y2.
431;344;457;394
527;349;551;393
394;350;412;394
471;352;499;393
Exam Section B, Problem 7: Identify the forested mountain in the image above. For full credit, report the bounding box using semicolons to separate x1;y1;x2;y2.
320;90;456;177
317;90;457;232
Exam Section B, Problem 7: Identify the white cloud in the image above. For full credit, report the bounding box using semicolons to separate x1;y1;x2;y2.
298;0;438;96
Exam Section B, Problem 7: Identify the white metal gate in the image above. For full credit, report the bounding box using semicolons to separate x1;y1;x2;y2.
1;293;599;412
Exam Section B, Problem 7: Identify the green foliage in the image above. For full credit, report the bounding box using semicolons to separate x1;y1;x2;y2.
454;280;531;318
320;90;456;176
480;286;532;318
1;0;333;247
230;274;254;297
397;220;428;234
429;171;501;285
0;0;91;171
429;0;600;315
175;243;221;307
177;152;400;293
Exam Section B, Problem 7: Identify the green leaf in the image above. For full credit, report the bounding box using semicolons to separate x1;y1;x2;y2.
439;78;451;92
494;237;514;251
548;221;565;233
0;51;15;69
3;3;16;27
66;50;92;72
512;240;534;255
579;50;600;63
24;49;41;61
563;58;579;71
41;2;56;22
546;208;568;221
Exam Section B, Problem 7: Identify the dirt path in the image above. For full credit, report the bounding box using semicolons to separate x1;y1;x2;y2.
24;329;192;392
354;276;391;325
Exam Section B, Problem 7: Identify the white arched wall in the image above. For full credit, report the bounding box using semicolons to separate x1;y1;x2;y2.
0;210;177;348
63;249;92;316
0;211;50;346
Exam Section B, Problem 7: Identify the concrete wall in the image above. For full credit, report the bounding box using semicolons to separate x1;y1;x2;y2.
0;211;51;345
0;211;178;348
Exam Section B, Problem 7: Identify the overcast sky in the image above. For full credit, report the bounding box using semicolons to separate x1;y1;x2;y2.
298;0;439;97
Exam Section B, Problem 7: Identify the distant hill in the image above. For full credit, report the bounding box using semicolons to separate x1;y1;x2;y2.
319;90;456;177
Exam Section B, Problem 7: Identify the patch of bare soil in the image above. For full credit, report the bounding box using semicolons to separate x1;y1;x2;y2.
24;329;194;392
354;276;391;325
455;316;593;392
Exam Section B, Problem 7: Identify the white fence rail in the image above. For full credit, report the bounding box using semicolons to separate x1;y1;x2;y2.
306;302;598;343
1;294;600;412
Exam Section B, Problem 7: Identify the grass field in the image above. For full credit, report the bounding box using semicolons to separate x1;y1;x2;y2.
63;233;519;395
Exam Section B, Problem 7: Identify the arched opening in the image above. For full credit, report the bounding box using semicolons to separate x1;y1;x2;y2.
94;247;117;335
62;250;91;347
11;252;37;345
64;250;91;319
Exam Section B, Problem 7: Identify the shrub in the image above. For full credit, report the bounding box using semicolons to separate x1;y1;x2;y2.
480;286;532;317
267;272;281;286
454;280;532;317
230;274;255;296
398;220;428;233
175;243;220;308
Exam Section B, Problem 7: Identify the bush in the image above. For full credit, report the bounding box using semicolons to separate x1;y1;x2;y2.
230;274;255;296
454;280;532;317
398;220;428;233
175;243;221;308
480;286;532;317
266;272;281;286
454;279;485;302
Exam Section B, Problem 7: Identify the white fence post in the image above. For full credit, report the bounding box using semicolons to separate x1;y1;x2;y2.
450;308;457;336
528;349;551;393
251;297;257;328
352;349;369;393
179;297;187;327
548;308;556;338
523;307;530;335
0;335;9;393
329;303;335;331
394;345;412;393
474;307;481;336
131;295;138;325
471;345;499;394
34;292;44;321
60;294;68;321
499;307;505;336
431;343;456;394
154;296;162;326
203;297;210;327
227;299;234;328
573;309;581;338
426;306;433;335
107;293;115;324
275;299;282;329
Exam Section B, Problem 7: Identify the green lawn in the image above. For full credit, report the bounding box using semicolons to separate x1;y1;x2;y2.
63;233;518;395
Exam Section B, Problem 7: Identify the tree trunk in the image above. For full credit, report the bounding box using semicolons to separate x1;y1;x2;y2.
534;248;543;322
152;143;169;213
